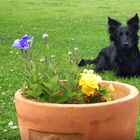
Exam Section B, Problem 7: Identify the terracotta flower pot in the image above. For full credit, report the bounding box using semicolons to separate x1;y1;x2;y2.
15;81;139;140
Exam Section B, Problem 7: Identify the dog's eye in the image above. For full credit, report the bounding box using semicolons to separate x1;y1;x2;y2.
119;32;123;36
126;31;129;36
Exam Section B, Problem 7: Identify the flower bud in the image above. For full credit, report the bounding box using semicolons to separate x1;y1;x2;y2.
42;34;49;40
83;69;88;73
88;70;94;74
68;51;72;56
74;47;79;51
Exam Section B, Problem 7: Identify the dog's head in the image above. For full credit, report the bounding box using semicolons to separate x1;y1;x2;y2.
108;14;139;49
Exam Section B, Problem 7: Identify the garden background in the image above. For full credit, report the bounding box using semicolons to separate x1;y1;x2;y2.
0;0;140;139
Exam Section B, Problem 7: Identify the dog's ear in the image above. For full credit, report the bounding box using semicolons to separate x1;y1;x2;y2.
108;17;121;41
108;17;121;28
127;14;139;32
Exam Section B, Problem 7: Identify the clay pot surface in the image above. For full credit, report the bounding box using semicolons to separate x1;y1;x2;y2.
15;81;139;140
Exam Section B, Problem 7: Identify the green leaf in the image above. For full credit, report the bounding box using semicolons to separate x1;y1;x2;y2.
99;86;113;101
53;95;68;103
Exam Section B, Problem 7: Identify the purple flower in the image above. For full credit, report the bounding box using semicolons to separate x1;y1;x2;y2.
12;35;34;50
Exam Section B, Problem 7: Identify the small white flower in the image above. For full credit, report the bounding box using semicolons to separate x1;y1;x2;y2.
42;33;49;39
68;51;72;56
11;126;18;129
8;121;18;129
10;51;13;54
8;121;13;127
74;47;79;51
16;52;19;55
3;129;7;132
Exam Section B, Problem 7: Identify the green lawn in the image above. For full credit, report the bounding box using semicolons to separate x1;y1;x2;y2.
0;0;140;139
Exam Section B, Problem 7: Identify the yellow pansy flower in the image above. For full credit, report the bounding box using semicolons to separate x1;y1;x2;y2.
79;70;102;96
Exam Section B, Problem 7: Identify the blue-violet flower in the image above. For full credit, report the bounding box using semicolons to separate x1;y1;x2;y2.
12;35;34;50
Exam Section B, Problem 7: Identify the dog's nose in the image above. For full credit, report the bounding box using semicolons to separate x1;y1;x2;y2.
123;41;129;46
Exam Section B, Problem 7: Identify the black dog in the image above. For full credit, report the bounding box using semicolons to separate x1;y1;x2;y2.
78;14;140;77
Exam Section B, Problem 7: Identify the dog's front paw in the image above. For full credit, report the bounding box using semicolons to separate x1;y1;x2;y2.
78;59;86;66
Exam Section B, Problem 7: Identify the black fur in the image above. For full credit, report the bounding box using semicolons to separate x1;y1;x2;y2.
78;14;140;77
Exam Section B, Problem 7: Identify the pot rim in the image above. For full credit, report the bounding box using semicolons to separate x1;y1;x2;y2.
15;81;139;108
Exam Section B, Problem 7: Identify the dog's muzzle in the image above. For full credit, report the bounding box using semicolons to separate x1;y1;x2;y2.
123;41;129;47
